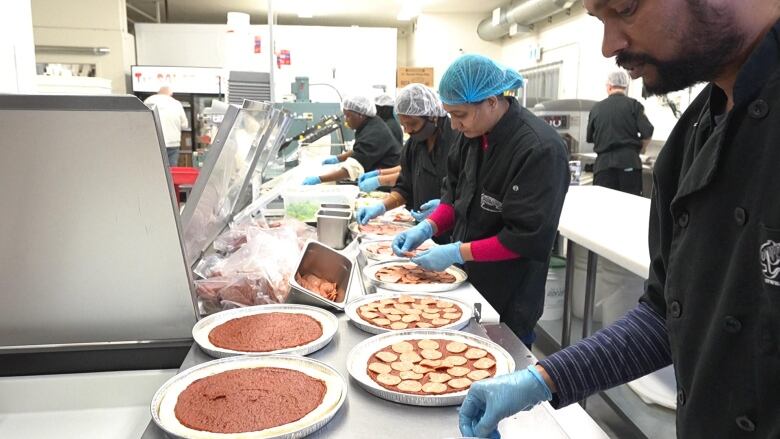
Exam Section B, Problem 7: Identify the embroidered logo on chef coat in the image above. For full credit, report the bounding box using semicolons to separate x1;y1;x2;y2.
480;193;503;213
760;240;780;286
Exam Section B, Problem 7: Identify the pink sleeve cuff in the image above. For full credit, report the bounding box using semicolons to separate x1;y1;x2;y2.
470;236;520;262
427;203;455;235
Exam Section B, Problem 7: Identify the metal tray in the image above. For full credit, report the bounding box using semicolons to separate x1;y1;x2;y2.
192;304;339;358
151;355;347;439
344;293;473;335
348;220;412;242
287;240;352;311
363;260;468;293
346;329;515;407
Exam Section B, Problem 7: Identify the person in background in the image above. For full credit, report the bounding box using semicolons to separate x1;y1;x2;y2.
303;95;401;185
587;70;654;195
392;55;569;347
375;93;404;144
144;86;188;167
357;84;455;242
458;0;780;437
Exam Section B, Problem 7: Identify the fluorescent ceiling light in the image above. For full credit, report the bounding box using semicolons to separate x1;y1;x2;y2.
492;8;501;26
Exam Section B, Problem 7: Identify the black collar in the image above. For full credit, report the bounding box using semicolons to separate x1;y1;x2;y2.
732;19;780;107
480;97;523;150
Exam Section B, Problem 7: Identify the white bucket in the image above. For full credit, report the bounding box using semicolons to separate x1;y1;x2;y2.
540;265;565;321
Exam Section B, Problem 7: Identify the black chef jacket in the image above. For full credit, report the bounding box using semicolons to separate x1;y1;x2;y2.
351;116;402;172
394;116;454;212
641;20;780;437
441;97;569;337
587;93;654;173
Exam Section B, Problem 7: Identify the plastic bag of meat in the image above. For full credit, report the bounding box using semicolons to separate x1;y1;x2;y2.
213;215;270;254
194;276;275;308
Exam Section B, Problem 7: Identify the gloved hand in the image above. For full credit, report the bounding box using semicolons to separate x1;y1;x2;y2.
359;176;381;192
321;155;340;165
302;176;321;185
459;365;553;438
411;199;441;222
358;169;380;183
411;242;464;271
357;203;386;225
392;220;434;256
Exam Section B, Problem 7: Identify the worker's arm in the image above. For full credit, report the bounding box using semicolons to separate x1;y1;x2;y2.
336;150;353;162
378;165;402;175
378;172;400;187
382;191;407;212
538;302;671;407
179;105;189;130
318;167;350;183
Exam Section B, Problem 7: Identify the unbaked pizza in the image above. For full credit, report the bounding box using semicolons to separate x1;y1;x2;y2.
357;295;464;330
374;264;457;284
208;312;323;353
173;367;327;434
366;338;497;395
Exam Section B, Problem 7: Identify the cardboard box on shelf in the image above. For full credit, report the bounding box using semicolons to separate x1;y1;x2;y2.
397;67;434;88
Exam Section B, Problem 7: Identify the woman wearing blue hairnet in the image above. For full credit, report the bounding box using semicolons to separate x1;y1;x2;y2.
356;84;456;242
393;54;569;347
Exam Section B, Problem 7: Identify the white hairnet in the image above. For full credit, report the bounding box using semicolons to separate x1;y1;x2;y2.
607;70;630;88
343;95;377;117
395;83;447;117
374;94;395;107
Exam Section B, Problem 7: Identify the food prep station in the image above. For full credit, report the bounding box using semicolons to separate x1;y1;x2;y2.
0;95;609;439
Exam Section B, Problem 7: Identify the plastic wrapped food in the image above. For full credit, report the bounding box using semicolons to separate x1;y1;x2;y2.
194;219;316;311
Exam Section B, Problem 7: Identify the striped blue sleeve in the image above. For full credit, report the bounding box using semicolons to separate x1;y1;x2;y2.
538;301;672;407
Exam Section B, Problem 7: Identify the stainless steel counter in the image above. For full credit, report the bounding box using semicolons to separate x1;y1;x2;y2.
141;317;607;438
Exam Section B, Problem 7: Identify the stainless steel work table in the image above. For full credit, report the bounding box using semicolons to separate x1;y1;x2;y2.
141;316;607;438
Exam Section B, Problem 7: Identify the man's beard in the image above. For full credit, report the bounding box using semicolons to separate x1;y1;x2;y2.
617;1;745;95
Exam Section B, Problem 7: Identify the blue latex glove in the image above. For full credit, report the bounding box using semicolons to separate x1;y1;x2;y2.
459;365;553;438
358;170;380;183
359;176;381;192
357;203;386;225
411;199;441;222
321;155;339;165
411;241;464;271
302;176;321;185
392;220;434;256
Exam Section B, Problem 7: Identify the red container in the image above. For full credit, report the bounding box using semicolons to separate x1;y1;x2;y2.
170;167;199;202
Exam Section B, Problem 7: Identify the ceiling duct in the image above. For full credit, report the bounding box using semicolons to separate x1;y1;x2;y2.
478;0;576;41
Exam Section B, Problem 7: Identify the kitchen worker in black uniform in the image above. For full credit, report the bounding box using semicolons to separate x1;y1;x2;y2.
457;1;780;438
587;70;654;195
392;54;569;346
356;84;455;243
303;95;401;185
375;94;404;144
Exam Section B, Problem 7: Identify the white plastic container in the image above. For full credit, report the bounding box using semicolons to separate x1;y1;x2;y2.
540;258;566;321
282;185;360;222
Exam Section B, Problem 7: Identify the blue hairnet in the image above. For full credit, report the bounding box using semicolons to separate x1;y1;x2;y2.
439;54;525;105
